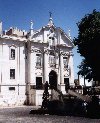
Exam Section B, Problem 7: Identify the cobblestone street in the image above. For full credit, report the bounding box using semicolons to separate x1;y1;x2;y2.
0;106;100;123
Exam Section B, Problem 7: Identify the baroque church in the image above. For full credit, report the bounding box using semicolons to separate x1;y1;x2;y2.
0;16;74;106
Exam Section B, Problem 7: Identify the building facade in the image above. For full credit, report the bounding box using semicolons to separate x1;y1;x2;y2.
0;17;74;106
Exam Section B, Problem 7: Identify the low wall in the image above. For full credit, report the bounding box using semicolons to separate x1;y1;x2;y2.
35;90;51;106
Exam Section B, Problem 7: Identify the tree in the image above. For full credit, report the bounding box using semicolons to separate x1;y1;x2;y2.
74;10;100;82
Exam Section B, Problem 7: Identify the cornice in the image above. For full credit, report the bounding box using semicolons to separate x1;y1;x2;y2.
0;35;27;42
60;51;70;56
8;44;17;48
30;40;49;46
31;48;43;53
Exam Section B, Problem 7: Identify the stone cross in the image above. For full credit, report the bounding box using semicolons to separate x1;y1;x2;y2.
49;12;52;18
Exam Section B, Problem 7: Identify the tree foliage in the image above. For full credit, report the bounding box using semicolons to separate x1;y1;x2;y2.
74;10;100;81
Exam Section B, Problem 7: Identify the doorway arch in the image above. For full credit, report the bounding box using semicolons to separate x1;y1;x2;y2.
49;70;57;89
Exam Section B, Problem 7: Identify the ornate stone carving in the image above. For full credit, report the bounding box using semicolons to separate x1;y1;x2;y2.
64;68;69;77
8;44;17;48
43;49;49;54
69;51;74;56
31;48;43;53
60;51;70;56
35;69;42;76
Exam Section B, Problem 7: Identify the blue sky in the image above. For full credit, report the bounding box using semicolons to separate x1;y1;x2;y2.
0;0;100;78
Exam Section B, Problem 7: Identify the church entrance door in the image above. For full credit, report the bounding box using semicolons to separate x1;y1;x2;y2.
49;70;57;89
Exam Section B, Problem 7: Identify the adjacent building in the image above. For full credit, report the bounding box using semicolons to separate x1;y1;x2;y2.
0;17;74;106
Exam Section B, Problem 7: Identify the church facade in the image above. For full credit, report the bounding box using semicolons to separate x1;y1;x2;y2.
0;17;74;106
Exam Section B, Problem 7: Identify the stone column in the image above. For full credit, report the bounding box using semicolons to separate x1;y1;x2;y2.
60;53;64;84
16;45;20;103
57;53;60;88
43;49;49;83
68;52;74;86
60;52;66;94
30;49;36;85
26;41;31;105
16;46;18;81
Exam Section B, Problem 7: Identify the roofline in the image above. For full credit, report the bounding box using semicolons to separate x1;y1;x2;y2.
31;25;74;47
57;27;74;48
0;35;27;42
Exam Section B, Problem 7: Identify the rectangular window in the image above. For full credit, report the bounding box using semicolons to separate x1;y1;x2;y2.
9;87;15;90
63;57;68;68
36;77;42;89
30;85;36;89
49;55;55;65
11;49;15;59
64;78;69;90
10;69;15;79
36;54;42;67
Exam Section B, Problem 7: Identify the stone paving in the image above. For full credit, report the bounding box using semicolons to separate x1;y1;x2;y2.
0;106;100;123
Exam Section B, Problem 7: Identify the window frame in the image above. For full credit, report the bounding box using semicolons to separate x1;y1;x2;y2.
36;54;42;67
49;55;55;65
9;46;16;60
63;57;68;68
49;51;56;66
36;77;43;89
64;78;70;91
9;87;15;91
10;69;15;79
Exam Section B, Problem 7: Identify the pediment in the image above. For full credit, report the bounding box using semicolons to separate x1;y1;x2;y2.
60;33;74;48
30;25;74;48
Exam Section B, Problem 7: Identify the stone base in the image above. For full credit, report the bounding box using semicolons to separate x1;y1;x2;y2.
60;84;66;94
35;90;51;106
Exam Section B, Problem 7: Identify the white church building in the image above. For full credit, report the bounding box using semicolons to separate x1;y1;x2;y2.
0;16;74;106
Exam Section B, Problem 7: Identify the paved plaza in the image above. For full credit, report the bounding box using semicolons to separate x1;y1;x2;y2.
0;106;100;123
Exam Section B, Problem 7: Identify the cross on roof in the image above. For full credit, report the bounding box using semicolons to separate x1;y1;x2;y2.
49;12;52;18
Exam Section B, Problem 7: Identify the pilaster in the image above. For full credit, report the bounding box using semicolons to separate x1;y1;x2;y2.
59;52;66;94
68;52;74;86
30;49;36;85
43;49;49;83
17;44;20;85
60;52;64;84
26;41;31;105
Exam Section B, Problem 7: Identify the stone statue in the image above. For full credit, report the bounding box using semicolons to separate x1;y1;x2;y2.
30;20;33;29
44;81;49;92
49;12;52;18
41;81;49;109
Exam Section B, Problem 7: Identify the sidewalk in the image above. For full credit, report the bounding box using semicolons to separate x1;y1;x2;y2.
0;105;40;109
